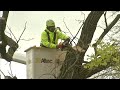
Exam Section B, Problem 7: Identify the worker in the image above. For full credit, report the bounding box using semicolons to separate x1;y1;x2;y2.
40;19;70;49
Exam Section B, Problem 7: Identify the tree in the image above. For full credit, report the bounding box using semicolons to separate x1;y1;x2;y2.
58;11;120;79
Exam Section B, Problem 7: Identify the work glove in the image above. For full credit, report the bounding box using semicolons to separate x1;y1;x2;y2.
56;42;63;49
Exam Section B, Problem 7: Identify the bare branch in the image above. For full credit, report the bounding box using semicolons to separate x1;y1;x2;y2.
97;25;105;30
81;11;86;20
9;62;13;77
20;38;34;41
104;11;108;28
70;22;84;44
5;31;12;38
63;17;74;38
0;69;6;77
75;19;84;24
7;25;18;42
93;14;120;52
17;21;27;43
107;11;118;19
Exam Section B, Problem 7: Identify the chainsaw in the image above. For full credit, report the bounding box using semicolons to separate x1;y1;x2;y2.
60;38;71;50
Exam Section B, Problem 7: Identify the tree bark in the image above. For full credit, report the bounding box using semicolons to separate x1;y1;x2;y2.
0;11;18;62
0;12;8;60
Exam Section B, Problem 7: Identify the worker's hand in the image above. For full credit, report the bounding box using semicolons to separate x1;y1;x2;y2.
56;27;61;32
56;42;63;49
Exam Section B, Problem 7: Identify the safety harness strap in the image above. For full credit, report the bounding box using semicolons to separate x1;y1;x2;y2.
41;30;56;47
53;31;56;44
45;30;56;44
45;30;50;42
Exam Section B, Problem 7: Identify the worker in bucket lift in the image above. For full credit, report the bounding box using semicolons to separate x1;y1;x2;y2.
40;19;70;49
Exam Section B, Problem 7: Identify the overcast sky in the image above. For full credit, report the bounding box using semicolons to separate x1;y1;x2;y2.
0;11;106;79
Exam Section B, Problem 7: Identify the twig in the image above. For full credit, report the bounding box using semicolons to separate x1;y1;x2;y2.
7;25;18;42
81;11;86;20
5;31;12;39
107;11;118;19
97;25;105;30
63;17;74;38
75;19;84;24
9;62;14;77
0;69;6;77
17;22;27;43
20;38;34;41
70;22;84;44
104;11;108;28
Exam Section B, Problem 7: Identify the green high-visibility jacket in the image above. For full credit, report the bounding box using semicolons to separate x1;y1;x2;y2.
41;28;69;48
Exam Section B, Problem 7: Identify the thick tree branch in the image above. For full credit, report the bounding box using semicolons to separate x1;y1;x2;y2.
6;35;18;58
93;14;120;55
0;11;19;62
2;11;9;22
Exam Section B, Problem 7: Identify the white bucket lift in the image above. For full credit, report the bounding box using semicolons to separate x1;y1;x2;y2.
25;46;66;79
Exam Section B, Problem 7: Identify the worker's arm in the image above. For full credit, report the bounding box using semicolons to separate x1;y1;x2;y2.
41;32;56;48
57;30;69;40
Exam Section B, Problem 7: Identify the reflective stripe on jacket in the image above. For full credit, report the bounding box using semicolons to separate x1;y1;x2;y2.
41;28;69;48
